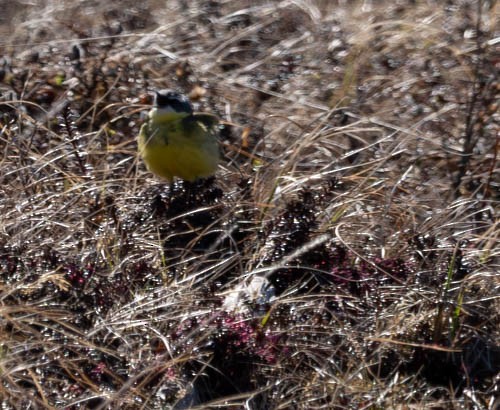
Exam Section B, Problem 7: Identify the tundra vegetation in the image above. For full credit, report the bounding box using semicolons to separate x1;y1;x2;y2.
0;1;498;408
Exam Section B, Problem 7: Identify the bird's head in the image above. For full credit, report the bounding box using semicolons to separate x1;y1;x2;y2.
154;89;193;114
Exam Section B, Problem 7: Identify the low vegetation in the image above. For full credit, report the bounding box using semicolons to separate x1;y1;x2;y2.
0;0;498;408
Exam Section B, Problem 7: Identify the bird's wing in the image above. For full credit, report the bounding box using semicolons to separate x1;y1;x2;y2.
182;113;219;133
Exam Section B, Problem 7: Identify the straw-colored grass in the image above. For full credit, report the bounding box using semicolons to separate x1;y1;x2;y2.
0;0;498;408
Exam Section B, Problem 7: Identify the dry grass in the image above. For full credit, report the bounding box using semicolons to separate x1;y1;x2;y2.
0;0;498;409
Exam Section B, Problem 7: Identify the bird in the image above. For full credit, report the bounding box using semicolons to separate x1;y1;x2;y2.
138;89;220;182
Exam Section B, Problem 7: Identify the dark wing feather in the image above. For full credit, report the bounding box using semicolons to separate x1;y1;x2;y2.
182;113;219;134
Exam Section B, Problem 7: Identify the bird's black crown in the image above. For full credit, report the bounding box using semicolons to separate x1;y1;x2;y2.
154;89;193;114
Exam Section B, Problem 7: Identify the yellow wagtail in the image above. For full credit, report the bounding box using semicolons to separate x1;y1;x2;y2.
138;89;220;182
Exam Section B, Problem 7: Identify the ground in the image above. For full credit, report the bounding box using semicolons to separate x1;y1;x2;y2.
0;0;498;409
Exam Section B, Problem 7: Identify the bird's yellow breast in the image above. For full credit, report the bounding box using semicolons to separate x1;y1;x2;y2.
138;109;219;182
